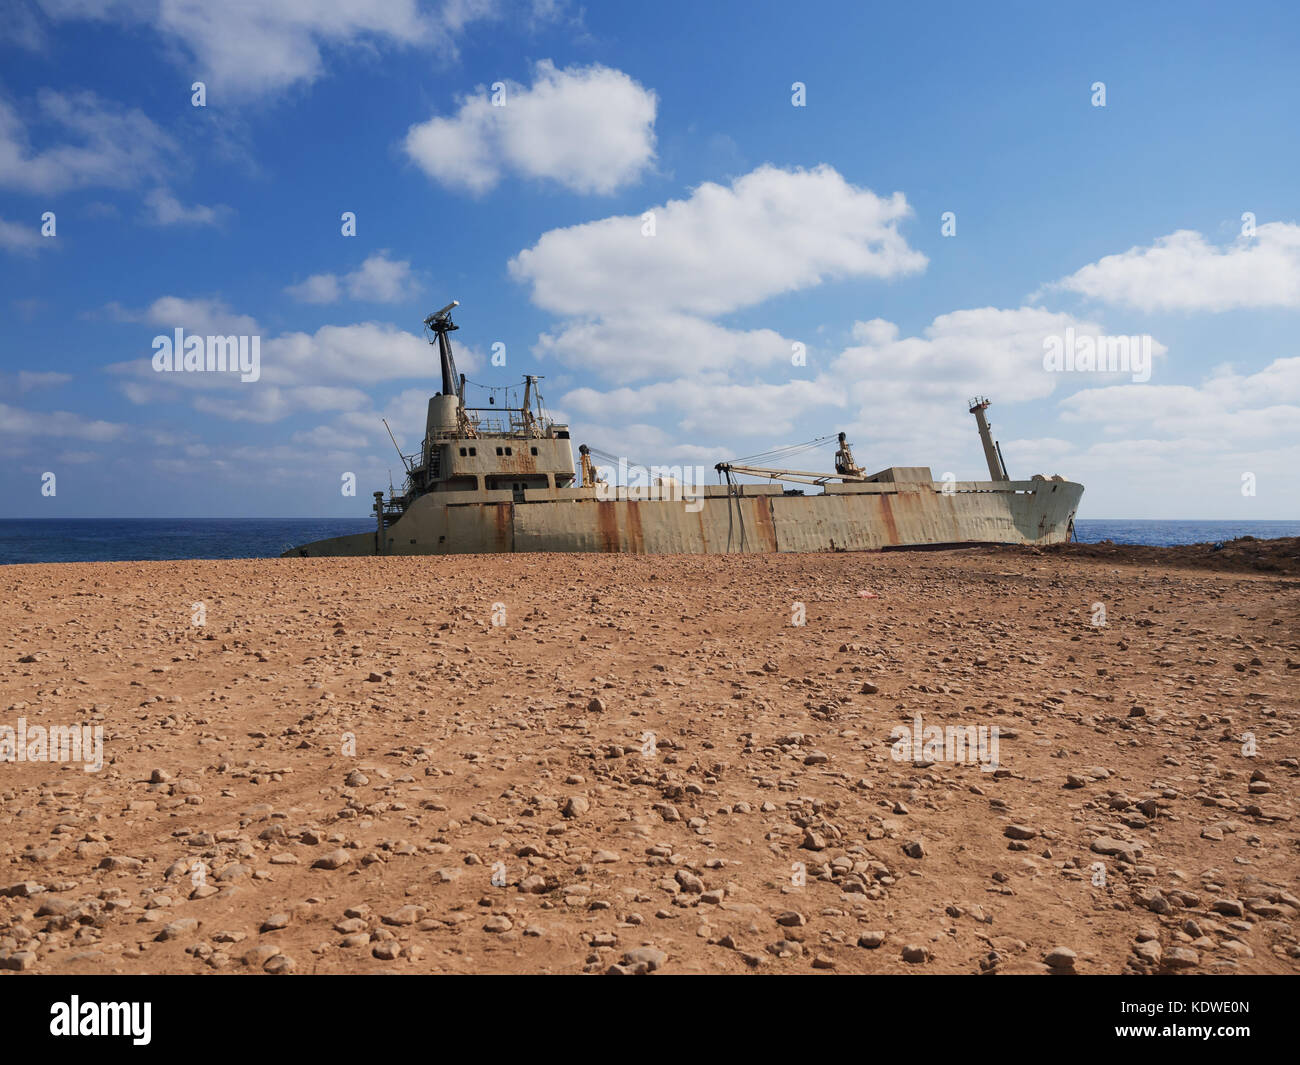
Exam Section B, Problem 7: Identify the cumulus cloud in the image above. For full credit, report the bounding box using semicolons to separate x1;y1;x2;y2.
554;307;1137;475
513;164;925;317
135;295;260;336
0;216;46;253
405;60;657;195
142;187;231;227
1047;223;1300;312
0;401;126;441
17;370;72;390
535;313;795;380
562;376;842;440
39;0;486;101
511;164;926;382
285;252;418;304
0;89;177;194
1058;357;1300;439
106;298;480;421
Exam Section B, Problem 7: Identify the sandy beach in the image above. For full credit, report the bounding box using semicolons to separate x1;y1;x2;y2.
1;543;1297;975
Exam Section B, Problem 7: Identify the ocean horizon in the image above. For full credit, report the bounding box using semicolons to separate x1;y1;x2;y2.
1;517;1297;565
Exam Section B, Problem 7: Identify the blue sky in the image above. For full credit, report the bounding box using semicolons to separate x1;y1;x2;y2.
2;0;1298;518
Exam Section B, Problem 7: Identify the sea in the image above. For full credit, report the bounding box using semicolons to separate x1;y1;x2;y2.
0;518;1297;565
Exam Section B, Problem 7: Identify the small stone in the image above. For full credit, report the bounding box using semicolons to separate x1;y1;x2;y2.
483;915;513;933
1044;947;1076;971
241;944;279;967
901;944;929;963
157;917;199;941
383;905;424;926
260;913;291;932
98;856;143;873
623;947;666;972
313;849;352;870
675;870;704;894
1133;940;1162;965
858;931;885;948
0;951;38;971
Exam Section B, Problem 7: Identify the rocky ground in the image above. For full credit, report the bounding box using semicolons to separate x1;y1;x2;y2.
1;544;1297;975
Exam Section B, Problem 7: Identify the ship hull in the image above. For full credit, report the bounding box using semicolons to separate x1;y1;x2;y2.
284;477;1083;557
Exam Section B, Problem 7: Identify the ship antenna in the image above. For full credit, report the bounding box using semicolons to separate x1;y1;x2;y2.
382;418;413;473
422;300;460;398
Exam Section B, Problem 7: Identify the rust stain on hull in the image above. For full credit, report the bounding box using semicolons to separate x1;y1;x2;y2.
596;501;619;552
877;494;901;546
751;498;779;552
625;502;646;553
493;502;512;552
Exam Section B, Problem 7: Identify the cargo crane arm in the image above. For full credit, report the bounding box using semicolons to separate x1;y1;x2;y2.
714;462;864;487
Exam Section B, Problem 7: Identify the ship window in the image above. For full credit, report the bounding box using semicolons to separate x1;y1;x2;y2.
459;447;467;456
530;447;538;456
469;448;476;456
496;447;503;455
506;447;513;455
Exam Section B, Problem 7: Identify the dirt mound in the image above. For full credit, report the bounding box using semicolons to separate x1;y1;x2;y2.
1032;536;1300;576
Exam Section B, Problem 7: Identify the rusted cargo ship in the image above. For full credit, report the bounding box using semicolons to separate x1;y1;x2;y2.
284;303;1082;557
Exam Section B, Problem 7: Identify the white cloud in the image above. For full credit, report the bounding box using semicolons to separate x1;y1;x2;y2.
40;0;480;101
261;322;478;386
512;164;925;318
138;295;260;335
535;313;795;381
107;302;481;421
1058;357;1300;441
291;423;371;450
1;2;47;50
285;252;418;304
0;401;126;441
555;306;1150;474
142;187;231;226
0;216;45;253
0;90;177;194
562;376;841;439
17;370;72;390
405;60;657;195
192;384;372;424
1047;223;1300;312
511;164;926;383
284;274;341;305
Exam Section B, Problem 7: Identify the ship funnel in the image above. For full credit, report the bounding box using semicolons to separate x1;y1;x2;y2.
968;396;1008;481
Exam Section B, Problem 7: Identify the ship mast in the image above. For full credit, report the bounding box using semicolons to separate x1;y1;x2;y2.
424;301;460;398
